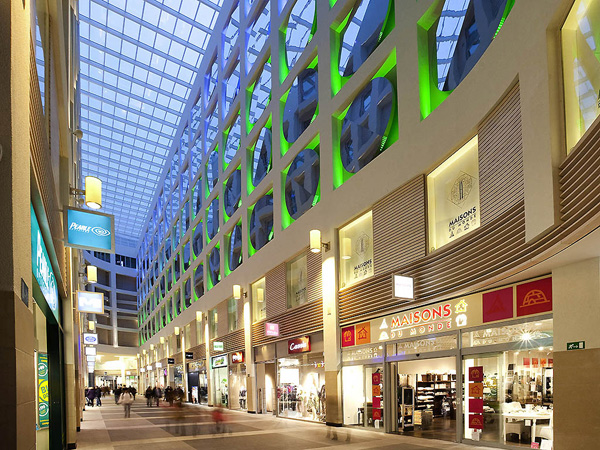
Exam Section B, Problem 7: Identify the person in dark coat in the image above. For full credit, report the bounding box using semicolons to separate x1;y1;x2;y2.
86;387;95;407
145;386;154;407
95;386;102;406
114;386;122;405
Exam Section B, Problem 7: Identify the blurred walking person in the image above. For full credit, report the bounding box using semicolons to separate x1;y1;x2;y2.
154;386;162;407
119;388;134;418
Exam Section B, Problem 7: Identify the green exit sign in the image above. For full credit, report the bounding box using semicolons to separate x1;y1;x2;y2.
567;341;585;351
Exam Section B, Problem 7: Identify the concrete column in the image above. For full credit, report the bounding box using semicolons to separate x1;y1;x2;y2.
0;0;34;448
205;321;213;406
243;291;256;412
321;230;341;426
552;257;600;450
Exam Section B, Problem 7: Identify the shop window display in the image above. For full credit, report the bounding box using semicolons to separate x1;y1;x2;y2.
562;0;600;152
277;353;326;422
342;363;384;429
211;355;229;407
463;321;554;448
229;355;247;410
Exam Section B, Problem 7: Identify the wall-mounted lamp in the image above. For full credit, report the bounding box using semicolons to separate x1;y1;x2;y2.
341;238;352;260
70;176;102;210
72;129;84;140
142;349;147;355
160;337;165;344
233;284;247;300
88;320;95;331
174;326;180;336
196;311;202;322
310;229;330;253
150;344;154;351
87;265;98;284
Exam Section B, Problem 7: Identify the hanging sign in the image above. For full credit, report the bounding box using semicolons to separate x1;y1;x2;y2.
288;336;311;354
83;333;98;345
185;351;194;360
77;290;104;314
64;207;115;253
37;353;50;429
31;205;59;323
469;366;484;382
168;357;175;364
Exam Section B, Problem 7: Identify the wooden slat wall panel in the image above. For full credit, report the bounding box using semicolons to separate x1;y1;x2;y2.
210;329;244;352
478;83;524;226
307;249;322;303
187;343;206;360
216;299;228;338
266;262;286;318
252;299;323;347
29;39;66;296
373;176;426;275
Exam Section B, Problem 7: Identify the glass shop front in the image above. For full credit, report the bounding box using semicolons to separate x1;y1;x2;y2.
341;277;554;448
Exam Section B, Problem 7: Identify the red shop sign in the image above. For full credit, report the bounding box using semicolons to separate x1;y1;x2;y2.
516;277;552;317
231;351;245;364
469;414;484;430
341;326;355;347
288;336;311;354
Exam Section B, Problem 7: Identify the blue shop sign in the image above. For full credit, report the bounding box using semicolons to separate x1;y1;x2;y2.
31;205;59;322
65;207;114;253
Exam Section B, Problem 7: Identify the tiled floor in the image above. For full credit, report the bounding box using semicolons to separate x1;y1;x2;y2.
78;398;490;449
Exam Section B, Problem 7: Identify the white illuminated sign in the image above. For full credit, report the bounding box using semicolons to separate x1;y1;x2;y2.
83;333;98;345
156;362;162;368
85;347;97;356
86;355;96;362
393;275;414;300
77;290;104;314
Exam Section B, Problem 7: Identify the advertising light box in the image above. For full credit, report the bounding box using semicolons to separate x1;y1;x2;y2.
31;205;59;323
85;347;97;356
64;207;115;253
83;333;98;345
77;290;104;314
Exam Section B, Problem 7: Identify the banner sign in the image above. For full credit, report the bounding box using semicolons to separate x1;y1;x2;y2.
211;354;227;368
83;333;98;345
469;366;484;382
31;205;59;323
37;353;49;429
64;207;115;253
288;336;311;354
231;351;245;364
77;290;104;314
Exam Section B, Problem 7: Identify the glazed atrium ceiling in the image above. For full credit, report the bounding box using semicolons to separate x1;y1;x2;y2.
78;0;224;247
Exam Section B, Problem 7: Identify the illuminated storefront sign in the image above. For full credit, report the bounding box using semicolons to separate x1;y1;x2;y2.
342;278;553;348
231;351;245;364
77;290;104;314
85;347;96;356
64;207;115;253
211;354;227;368
265;322;279;336
31;205;59;322
213;341;224;351
393;275;414;300
167;358;175;364
288;336;311;354
83;333;98;345
37;353;49;429
185;352;194;360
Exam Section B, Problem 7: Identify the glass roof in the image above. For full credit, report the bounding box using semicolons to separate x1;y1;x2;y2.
78;0;224;247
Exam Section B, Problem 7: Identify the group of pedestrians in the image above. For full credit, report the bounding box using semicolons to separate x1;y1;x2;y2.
84;386;103;407
144;385;185;407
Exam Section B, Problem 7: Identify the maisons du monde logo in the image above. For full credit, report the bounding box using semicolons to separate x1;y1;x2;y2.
69;221;111;237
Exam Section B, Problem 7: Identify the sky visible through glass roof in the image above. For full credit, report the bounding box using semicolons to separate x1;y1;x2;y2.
79;0;223;247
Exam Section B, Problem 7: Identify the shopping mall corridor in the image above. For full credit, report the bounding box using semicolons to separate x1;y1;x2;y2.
78;397;489;450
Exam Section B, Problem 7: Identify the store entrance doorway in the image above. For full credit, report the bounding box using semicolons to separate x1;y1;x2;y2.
256;361;276;414
390;356;457;441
